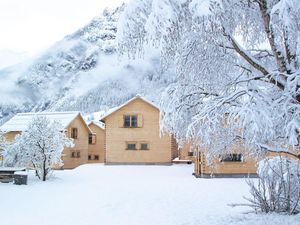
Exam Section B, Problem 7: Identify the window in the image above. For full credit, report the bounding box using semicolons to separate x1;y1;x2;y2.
131;115;137;128
71;151;80;158
88;155;92;160
94;155;99;160
71;151;76;158
71;128;78;139
89;134;96;144
123;115;138;128
188;151;193;157
124;115;131;127
127;143;137;150
140;143;149;150
220;154;242;162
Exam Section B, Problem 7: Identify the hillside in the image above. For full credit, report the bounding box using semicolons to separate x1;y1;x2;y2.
0;4;175;124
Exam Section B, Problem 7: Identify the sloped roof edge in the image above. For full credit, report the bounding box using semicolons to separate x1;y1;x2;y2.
100;95;159;121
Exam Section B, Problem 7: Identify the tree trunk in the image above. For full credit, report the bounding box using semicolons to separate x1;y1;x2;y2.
42;154;47;181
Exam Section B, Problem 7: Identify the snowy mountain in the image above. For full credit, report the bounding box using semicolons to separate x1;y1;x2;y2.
0;4;175;124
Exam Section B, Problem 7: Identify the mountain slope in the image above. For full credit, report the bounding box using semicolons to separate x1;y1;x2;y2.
0;4;175;124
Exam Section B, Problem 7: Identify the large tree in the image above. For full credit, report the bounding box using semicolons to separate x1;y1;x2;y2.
118;0;300;157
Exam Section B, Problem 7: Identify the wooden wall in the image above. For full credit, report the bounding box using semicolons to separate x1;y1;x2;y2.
63;115;90;169
171;136;179;160
194;144;257;177
88;123;105;163
200;157;257;177
179;143;194;161
4;131;21;141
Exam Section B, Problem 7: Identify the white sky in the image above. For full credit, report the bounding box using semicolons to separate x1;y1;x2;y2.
0;0;126;55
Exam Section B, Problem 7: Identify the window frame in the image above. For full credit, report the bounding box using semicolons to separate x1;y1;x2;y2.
131;115;138;128
88;134;96;145
123;115;138;128
140;143;149;150
71;150;80;158
71;128;78;139
123;115;131;128
188;151;194;157
126;142;137;150
220;153;243;162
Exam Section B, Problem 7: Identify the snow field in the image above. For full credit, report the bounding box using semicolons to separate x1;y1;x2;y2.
0;164;299;225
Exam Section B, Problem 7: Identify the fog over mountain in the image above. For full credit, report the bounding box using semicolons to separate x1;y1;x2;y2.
0;49;29;69
0;4;175;124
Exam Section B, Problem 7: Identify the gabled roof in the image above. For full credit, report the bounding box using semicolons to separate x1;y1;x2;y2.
0;111;92;133
100;95;159;121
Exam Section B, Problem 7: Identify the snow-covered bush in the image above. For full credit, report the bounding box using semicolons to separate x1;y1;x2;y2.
246;156;300;214
4;116;73;181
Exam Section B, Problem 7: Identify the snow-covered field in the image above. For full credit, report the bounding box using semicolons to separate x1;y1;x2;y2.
0;164;298;225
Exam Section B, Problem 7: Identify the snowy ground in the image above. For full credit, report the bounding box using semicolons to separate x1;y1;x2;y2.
0;164;299;225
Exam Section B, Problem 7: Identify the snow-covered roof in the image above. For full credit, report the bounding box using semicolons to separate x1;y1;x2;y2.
88;121;105;130
100;95;159;121
0;111;88;132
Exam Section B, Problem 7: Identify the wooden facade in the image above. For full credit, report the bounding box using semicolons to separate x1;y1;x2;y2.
194;153;257;178
101;96;177;164
4;131;21;142
192;143;258;178
88;122;105;163
178;143;194;161
62;114;91;169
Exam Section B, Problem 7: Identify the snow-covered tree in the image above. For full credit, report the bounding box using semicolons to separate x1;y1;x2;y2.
2;135;23;167
0;131;7;166
0;131;5;149
118;0;300;157
4;116;73;181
